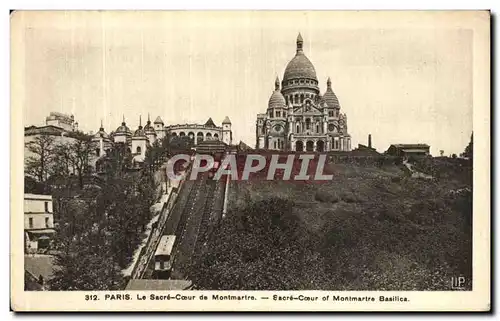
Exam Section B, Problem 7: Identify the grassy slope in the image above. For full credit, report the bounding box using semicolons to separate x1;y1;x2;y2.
227;160;472;290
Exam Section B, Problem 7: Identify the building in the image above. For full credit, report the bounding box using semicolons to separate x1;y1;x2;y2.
166;117;232;146
24;194;55;252
45;112;79;131
195;139;228;155
386;144;431;157
352;134;380;155
26;112;233;172
24;112;83;162
92;115;232;166
256;34;351;152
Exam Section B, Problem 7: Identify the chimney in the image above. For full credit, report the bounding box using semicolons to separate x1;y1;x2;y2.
368;134;372;148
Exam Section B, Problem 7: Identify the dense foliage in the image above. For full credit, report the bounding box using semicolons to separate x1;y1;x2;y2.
190;158;473;290
25;133;159;290
48;145;156;290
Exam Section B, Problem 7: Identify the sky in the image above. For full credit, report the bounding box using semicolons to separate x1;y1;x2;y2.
15;11;474;155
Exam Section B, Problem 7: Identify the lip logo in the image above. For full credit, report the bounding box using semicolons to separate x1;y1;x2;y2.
451;276;466;290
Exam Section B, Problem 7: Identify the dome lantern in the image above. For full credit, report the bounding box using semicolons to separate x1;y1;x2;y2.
296;32;303;54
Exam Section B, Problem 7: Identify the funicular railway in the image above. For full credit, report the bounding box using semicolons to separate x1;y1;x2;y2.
141;140;228;281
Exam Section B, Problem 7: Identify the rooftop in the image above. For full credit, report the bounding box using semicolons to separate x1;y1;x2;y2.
24;193;53;200
391;144;430;148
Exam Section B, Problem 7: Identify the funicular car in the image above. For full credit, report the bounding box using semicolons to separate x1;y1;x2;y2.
154;235;176;279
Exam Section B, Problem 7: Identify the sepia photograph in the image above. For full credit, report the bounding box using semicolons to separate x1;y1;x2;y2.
10;10;490;311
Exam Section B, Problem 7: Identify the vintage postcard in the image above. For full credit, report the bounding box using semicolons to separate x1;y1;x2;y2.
10;10;490;311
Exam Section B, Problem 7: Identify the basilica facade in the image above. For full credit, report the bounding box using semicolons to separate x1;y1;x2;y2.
256;34;351;152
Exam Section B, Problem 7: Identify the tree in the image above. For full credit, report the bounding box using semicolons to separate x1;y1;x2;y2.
144;139;166;174
53;133;96;188
49;142;157;290
166;135;194;156
25;135;56;184
188;198;320;290
49;187;123;290
463;132;473;160
101;143;133;178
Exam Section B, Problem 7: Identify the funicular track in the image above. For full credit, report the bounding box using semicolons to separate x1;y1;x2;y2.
141;174;202;279
170;173;219;279
141;156;229;281
192;178;227;263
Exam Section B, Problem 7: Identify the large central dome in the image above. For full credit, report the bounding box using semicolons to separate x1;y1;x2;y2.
282;33;318;83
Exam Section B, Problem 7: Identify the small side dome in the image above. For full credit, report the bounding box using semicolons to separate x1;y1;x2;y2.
134;126;146;137
116;123;131;135
268;76;286;109
133;116;147;137
94;120;110;139
144;115;157;136
323;77;340;108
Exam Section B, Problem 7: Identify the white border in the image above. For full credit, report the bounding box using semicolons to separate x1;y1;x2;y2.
3;0;497;319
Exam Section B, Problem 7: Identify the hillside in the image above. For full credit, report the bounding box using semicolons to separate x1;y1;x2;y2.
189;159;472;290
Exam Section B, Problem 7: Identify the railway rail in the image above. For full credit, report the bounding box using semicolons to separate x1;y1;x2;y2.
138;158;228;281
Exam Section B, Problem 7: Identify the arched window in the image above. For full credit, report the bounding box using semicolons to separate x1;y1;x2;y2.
136;146;141;154
296;141;304;152
274;141;277;149
316;124;319;133
296;124;300;133
285;96;288;105
300;94;305;103
317;140;325;152
306;118;311;130
197;132;204;143
294;94;299;104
